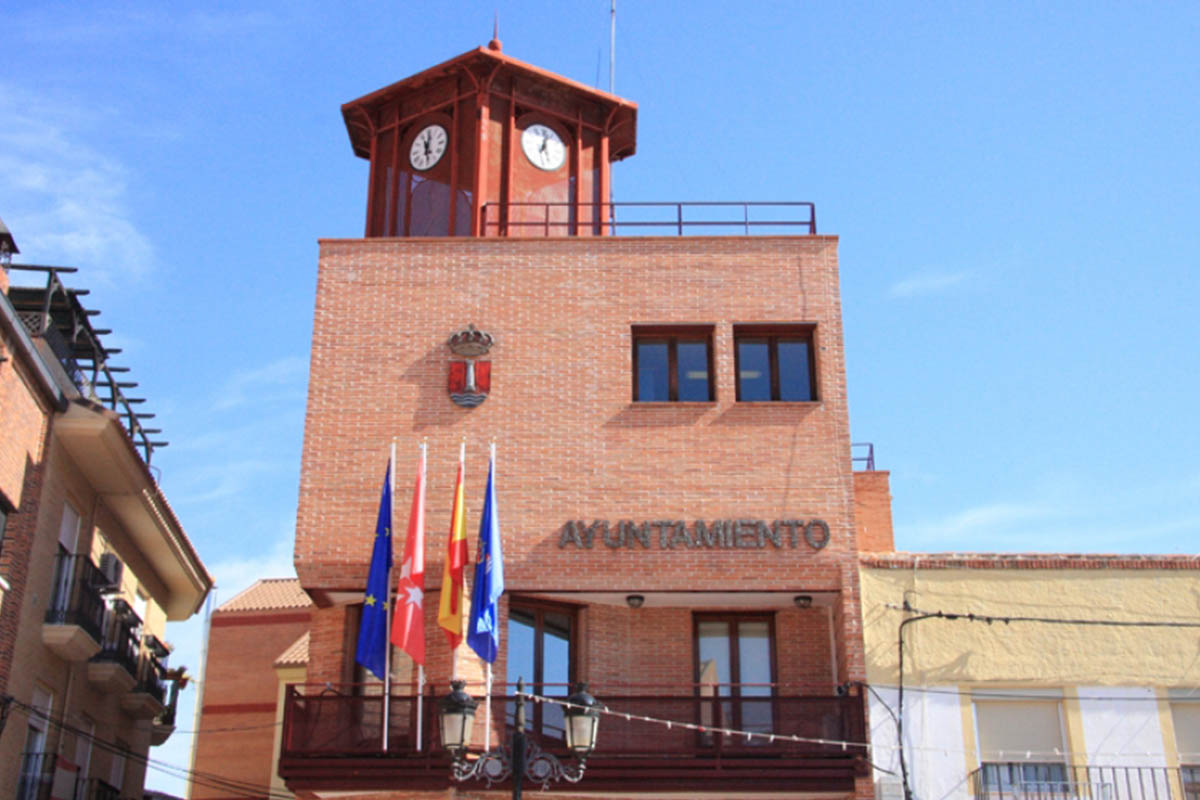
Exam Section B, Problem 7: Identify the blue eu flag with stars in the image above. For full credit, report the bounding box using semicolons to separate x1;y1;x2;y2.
355;460;392;680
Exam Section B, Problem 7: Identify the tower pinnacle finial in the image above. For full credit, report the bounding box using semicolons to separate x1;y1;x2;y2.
488;13;502;51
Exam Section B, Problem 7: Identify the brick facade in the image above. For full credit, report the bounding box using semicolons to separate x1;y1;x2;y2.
192;601;312;800
282;233;878;797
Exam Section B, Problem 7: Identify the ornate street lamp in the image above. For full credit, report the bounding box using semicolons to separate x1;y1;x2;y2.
440;677;602;798
438;679;478;759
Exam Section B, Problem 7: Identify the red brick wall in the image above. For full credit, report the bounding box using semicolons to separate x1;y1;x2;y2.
192;609;312;800
853;471;894;553
0;312;54;696
295;235;865;692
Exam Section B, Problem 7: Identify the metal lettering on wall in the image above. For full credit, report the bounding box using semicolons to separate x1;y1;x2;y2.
558;519;831;551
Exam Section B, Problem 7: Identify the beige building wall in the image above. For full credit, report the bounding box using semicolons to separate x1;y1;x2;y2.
859;556;1200;800
1;435;173;795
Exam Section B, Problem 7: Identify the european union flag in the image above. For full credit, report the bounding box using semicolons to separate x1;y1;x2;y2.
466;451;504;663
356;460;393;680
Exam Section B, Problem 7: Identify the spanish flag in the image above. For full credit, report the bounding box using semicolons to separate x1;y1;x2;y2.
437;443;468;648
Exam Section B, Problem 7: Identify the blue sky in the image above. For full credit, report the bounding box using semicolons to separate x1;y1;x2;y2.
4;0;1199;794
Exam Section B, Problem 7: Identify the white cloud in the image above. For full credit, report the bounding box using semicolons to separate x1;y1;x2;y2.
213;355;309;412
0;84;154;281
888;270;970;298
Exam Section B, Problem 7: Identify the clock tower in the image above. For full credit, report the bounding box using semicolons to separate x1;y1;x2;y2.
342;38;638;237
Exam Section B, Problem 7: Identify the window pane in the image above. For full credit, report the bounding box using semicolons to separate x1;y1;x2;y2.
636;341;669;401
738;621;773;734
737;339;770;401
777;339;813;401
542;611;572;740
507;608;537;687
676;341;711;401
697;621;731;694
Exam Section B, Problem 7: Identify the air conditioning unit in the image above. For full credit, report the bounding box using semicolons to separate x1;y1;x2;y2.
98;553;124;591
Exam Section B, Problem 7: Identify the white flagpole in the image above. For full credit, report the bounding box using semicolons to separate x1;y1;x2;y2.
450;438;465;682
415;440;427;752
382;439;396;752
483;442;496;748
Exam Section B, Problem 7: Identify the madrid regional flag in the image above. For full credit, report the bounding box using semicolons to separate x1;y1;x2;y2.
391;447;426;665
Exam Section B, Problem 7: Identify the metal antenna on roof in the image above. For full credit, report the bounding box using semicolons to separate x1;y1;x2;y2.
609;0;616;93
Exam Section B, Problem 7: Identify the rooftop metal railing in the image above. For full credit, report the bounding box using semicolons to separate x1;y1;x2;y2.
481;201;817;237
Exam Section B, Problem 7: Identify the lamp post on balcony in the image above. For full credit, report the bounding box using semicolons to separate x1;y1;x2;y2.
439;678;601;798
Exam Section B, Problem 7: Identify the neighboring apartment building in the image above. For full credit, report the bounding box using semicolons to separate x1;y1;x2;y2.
190;579;311;800
275;40;887;799
860;552;1200;800
0;223;213;800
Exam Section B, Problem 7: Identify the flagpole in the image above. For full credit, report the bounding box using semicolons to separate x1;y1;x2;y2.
449;437;465;682
382;439;396;752
482;441;495;749
415;439;427;752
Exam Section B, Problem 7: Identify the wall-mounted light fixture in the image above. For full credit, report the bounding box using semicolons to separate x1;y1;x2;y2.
625;594;645;609
793;594;813;609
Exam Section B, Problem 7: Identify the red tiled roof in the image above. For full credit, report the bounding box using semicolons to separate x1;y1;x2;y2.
860;552;1200;570
275;632;310;667
217;578;311;612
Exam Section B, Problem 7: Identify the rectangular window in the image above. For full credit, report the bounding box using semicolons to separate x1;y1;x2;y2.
632;325;714;402
695;614;776;739
17;687;54;800
734;325;816;402
507;600;576;740
975;699;1067;796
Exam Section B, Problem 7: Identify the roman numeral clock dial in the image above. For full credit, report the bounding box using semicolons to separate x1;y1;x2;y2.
408;123;448;171
521;123;566;171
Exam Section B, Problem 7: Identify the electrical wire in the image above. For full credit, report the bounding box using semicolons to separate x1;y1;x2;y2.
7;697;295;800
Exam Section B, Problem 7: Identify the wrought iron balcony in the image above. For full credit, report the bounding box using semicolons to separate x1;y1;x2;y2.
42;554;108;660
970;763;1199;800
481;201;817;237
279;682;866;795
75;777;122;800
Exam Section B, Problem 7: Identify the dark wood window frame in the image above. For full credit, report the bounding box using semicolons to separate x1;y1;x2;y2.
733;323;818;402
692;612;779;739
632;324;716;402
508;597;579;737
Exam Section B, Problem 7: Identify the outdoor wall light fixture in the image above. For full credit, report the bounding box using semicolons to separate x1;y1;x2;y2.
793;594;813;609
440;678;602;796
625;594;645;608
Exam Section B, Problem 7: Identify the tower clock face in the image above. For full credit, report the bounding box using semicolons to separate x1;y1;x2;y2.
409;124;448;171
521;124;566;171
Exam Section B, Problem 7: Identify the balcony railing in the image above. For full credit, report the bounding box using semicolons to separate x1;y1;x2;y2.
91;615;140;678
971;764;1198;800
45;554;108;643
75;778;122;800
280;682;866;794
135;649;168;704
481;201;817;237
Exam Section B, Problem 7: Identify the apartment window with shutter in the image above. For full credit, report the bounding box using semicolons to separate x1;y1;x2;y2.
975;699;1068;795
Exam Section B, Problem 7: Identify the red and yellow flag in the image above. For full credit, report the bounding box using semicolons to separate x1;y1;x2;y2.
437;447;468;648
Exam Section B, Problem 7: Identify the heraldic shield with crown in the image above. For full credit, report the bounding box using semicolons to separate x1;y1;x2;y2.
447;324;493;407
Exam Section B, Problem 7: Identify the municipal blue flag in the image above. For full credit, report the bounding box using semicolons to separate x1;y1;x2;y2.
355;460;392;680
466;452;504;663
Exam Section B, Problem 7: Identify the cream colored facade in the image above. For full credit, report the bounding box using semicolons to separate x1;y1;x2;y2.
1;264;212;800
860;556;1200;800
